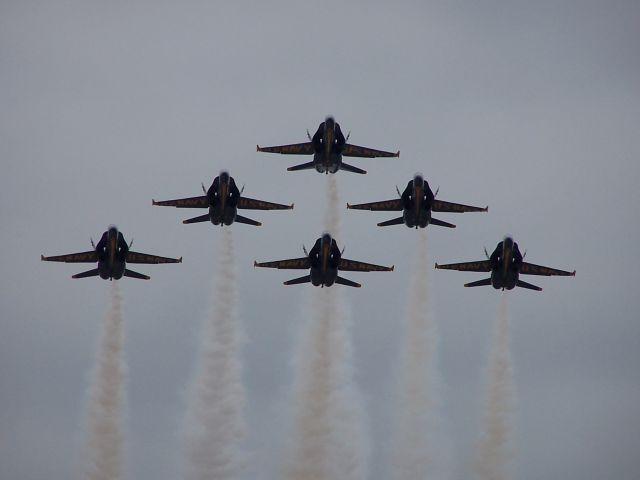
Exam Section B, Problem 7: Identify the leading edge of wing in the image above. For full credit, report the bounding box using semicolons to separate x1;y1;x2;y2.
237;196;294;210
434;260;491;272
342;143;399;158
254;257;310;269
347;198;403;211
520;262;576;276
339;258;394;272
126;251;183;264
431;199;488;213
256;142;315;155
41;251;98;263
152;195;209;208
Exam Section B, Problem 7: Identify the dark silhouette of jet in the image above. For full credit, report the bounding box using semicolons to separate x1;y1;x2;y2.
41;225;182;280
434;236;576;291
347;174;487;228
153;171;293;226
254;233;394;288
257;116;399;174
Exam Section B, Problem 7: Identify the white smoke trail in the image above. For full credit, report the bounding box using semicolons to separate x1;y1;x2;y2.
475;295;515;480
284;176;368;480
182;229;246;480
324;175;341;235
391;231;451;480
83;282;127;480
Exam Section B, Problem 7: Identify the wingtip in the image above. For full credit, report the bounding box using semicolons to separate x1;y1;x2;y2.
395;150;400;157
181;219;188;224
41;255;45;261
484;205;489;212
152;199;157;206
572;270;576;276
290;203;295;209
253;261;258;267
390;265;395;272
434;263;439;269
256;144;261;151
346;203;352;209
178;257;183;263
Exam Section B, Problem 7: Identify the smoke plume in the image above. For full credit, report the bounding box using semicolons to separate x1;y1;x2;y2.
284;176;368;480
182;229;246;480
83;282;127;480
475;296;515;480
391;231;451;480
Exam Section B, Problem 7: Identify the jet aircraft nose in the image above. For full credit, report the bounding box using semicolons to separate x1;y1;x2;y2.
219;171;230;184
413;173;424;185
324;116;335;129
321;232;332;245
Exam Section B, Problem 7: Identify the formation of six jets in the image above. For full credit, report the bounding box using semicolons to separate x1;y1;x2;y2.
42;116;575;290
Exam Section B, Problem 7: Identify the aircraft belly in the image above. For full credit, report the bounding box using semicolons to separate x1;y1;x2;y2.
112;262;126;280
98;262;110;280
209;207;222;225
310;269;323;286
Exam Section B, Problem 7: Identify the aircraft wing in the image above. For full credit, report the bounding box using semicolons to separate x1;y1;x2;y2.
41;251;98;263
342;143;400;158
432;199;488;213
152;195;208;208
434;260;491;272
520;262;576;276
238;196;294;210
339;258;394;272
257;142;315;155
254;257;310;269
347;199;403;211
126;251;183;264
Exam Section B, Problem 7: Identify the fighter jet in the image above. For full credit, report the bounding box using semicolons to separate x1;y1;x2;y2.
434;236;576;291
347;174;488;228
256;116;399;174
152;171;293;226
41;225;182;280
254;232;394;287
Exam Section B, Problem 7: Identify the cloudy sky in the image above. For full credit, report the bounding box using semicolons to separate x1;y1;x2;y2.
2;1;639;479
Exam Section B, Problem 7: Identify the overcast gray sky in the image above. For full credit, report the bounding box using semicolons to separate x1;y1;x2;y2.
2;1;640;479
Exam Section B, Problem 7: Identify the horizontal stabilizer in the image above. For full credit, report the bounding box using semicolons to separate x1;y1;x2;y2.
377;217;405;227
335;276;362;288
123;269;150;280
340;162;367;174
72;268;100;279
234;214;262;226
287;161;317;172
284;275;311;285
183;214;211;224
464;278;492;288
429;217;456;228
516;279;542;291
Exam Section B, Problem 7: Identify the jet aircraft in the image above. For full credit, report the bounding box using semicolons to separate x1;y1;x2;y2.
434;236;576;291
347;174;488;228
152;171;293;226
41;225;182;280
256;116;399;174
254;233;394;287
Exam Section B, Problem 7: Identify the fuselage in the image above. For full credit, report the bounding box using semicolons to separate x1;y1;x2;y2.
206;171;240;225
401;175;435;228
96;226;128;280
311;117;346;174
308;233;341;286
488;237;523;290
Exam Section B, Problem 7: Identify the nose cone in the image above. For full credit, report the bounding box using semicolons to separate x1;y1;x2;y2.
219;171;230;184
413;173;424;186
322;232;332;245
324;116;335;129
503;236;514;250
